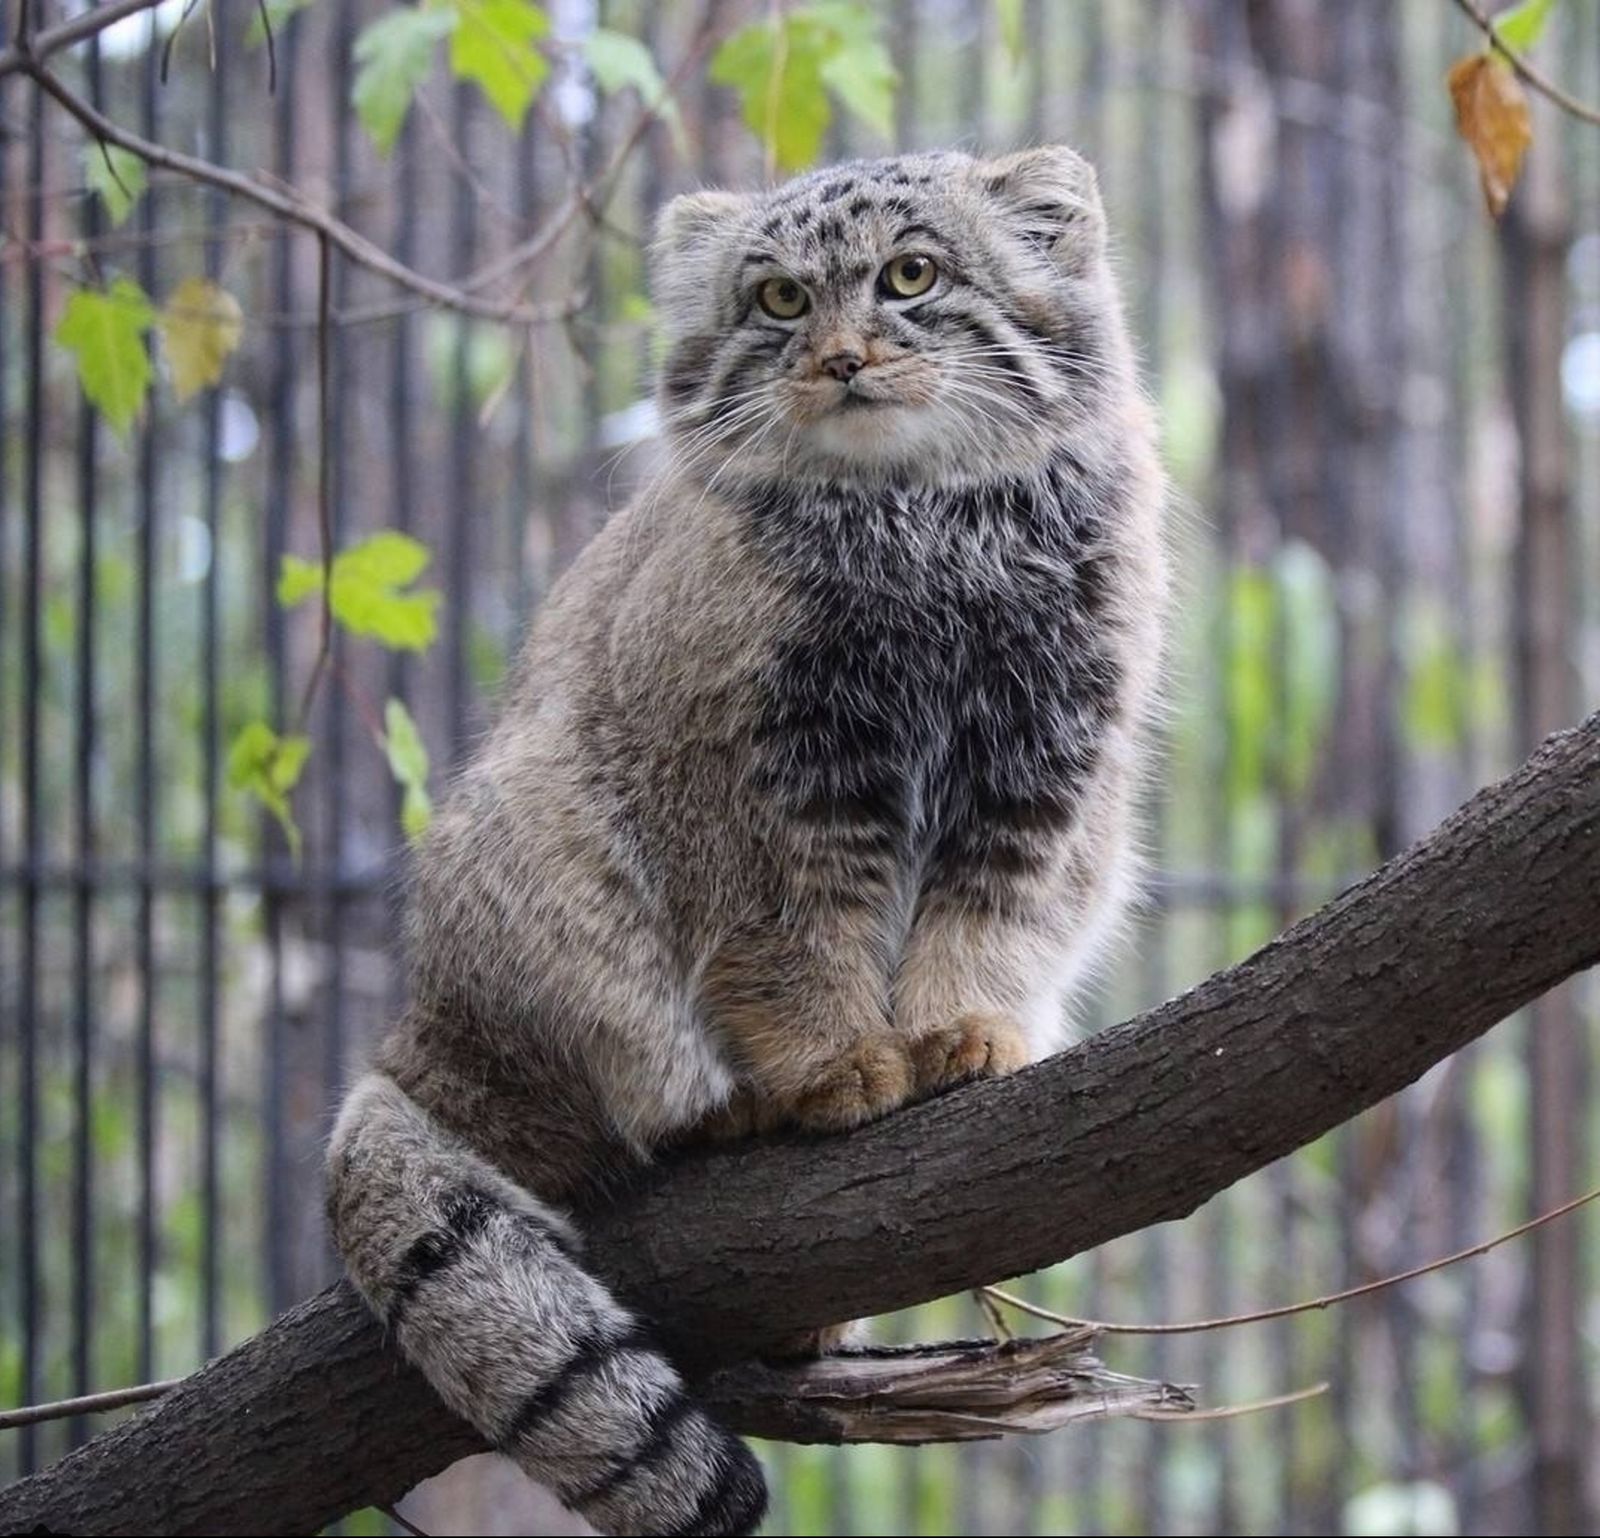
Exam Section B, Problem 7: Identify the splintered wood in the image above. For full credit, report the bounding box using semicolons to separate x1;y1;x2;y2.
702;1331;1195;1445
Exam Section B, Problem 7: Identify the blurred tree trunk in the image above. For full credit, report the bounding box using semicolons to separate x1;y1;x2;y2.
1193;0;1408;847
1502;78;1592;1538
1193;4;1414;1531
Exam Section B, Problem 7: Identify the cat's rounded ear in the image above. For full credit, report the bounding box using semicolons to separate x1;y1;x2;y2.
975;145;1105;275
653;189;749;259
651;189;748;326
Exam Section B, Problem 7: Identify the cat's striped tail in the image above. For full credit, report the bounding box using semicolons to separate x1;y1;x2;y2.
326;1073;768;1537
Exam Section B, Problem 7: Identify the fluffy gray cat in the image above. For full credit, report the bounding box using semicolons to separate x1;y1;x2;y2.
328;145;1167;1537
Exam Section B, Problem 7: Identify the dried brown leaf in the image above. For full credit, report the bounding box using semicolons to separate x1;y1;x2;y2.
1448;51;1533;219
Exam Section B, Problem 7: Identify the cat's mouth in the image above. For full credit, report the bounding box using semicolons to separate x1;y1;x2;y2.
838;392;891;412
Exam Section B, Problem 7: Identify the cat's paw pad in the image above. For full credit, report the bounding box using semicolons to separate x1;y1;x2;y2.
790;1039;914;1132
911;1012;1030;1096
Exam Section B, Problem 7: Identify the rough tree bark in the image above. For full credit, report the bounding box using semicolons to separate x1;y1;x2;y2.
2;711;1597;1537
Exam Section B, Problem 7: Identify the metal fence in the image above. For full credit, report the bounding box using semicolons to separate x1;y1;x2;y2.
1;1;1597;1534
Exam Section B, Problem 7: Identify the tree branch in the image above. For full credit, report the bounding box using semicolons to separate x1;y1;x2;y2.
20;58;578;327
2;710;1596;1535
0;0;165;80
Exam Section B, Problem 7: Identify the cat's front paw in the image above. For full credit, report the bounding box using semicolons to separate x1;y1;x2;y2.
911;1012;1030;1096
789;1038;915;1132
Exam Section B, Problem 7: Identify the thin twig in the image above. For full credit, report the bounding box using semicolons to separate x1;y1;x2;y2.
1450;0;1600;126
277;3;721;332
257;0;277;94
0;0;163;79
1134;1382;1329;1424
456;1;725;298
1;224;583;335
0;1377;183;1431
413;88;530;237
984;1182;1600;1338
23;60;571;326
973;1286;1013;1342
159;0;204;85
92;134;134;205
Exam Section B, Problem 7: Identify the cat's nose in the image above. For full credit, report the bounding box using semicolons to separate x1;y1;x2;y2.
820;350;865;382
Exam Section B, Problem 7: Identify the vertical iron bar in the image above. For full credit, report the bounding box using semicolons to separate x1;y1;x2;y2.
18;62;46;1480
134;12;161;1388
0;12;11;1475
386;84;419;1020
263;8;300;1319
1192;4;1242;1528
1505;67;1589;1534
511;110;540;635
323;0;354;1237
890;0;916;153
70;29;106;1449
1133;8;1170;1532
198;3;228;1365
447;81;477;759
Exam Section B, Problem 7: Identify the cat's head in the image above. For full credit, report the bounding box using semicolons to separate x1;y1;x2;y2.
650;146;1128;488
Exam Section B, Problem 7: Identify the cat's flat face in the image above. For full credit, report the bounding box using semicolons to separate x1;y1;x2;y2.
652;147;1118;487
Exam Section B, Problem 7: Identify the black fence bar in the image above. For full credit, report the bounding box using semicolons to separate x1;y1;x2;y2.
67;33;102;1455
132;3;160;1399
17;59;46;1482
199;7;227;1369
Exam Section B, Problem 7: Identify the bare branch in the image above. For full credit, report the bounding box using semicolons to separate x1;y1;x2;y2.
21;60;580;327
0;0;165;80
1450;0;1600;126
323;0;728;329
0;1378;181;1433
0;711;1594;1536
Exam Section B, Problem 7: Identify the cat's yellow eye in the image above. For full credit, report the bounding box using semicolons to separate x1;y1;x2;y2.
757;276;810;320
881;253;937;298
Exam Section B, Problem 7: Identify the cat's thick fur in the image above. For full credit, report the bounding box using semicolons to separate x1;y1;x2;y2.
327;145;1166;1537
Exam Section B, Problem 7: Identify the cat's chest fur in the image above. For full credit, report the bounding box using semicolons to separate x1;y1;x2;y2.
742;454;1128;876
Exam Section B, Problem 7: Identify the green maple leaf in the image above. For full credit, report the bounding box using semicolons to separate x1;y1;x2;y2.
711;3;898;171
711;15;831;171
278;531;442;653
449;0;549;132
353;5;458;155
54;278;155;437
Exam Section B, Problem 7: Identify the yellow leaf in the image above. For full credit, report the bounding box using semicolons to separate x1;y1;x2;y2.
1447;52;1532;220
160;276;244;403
